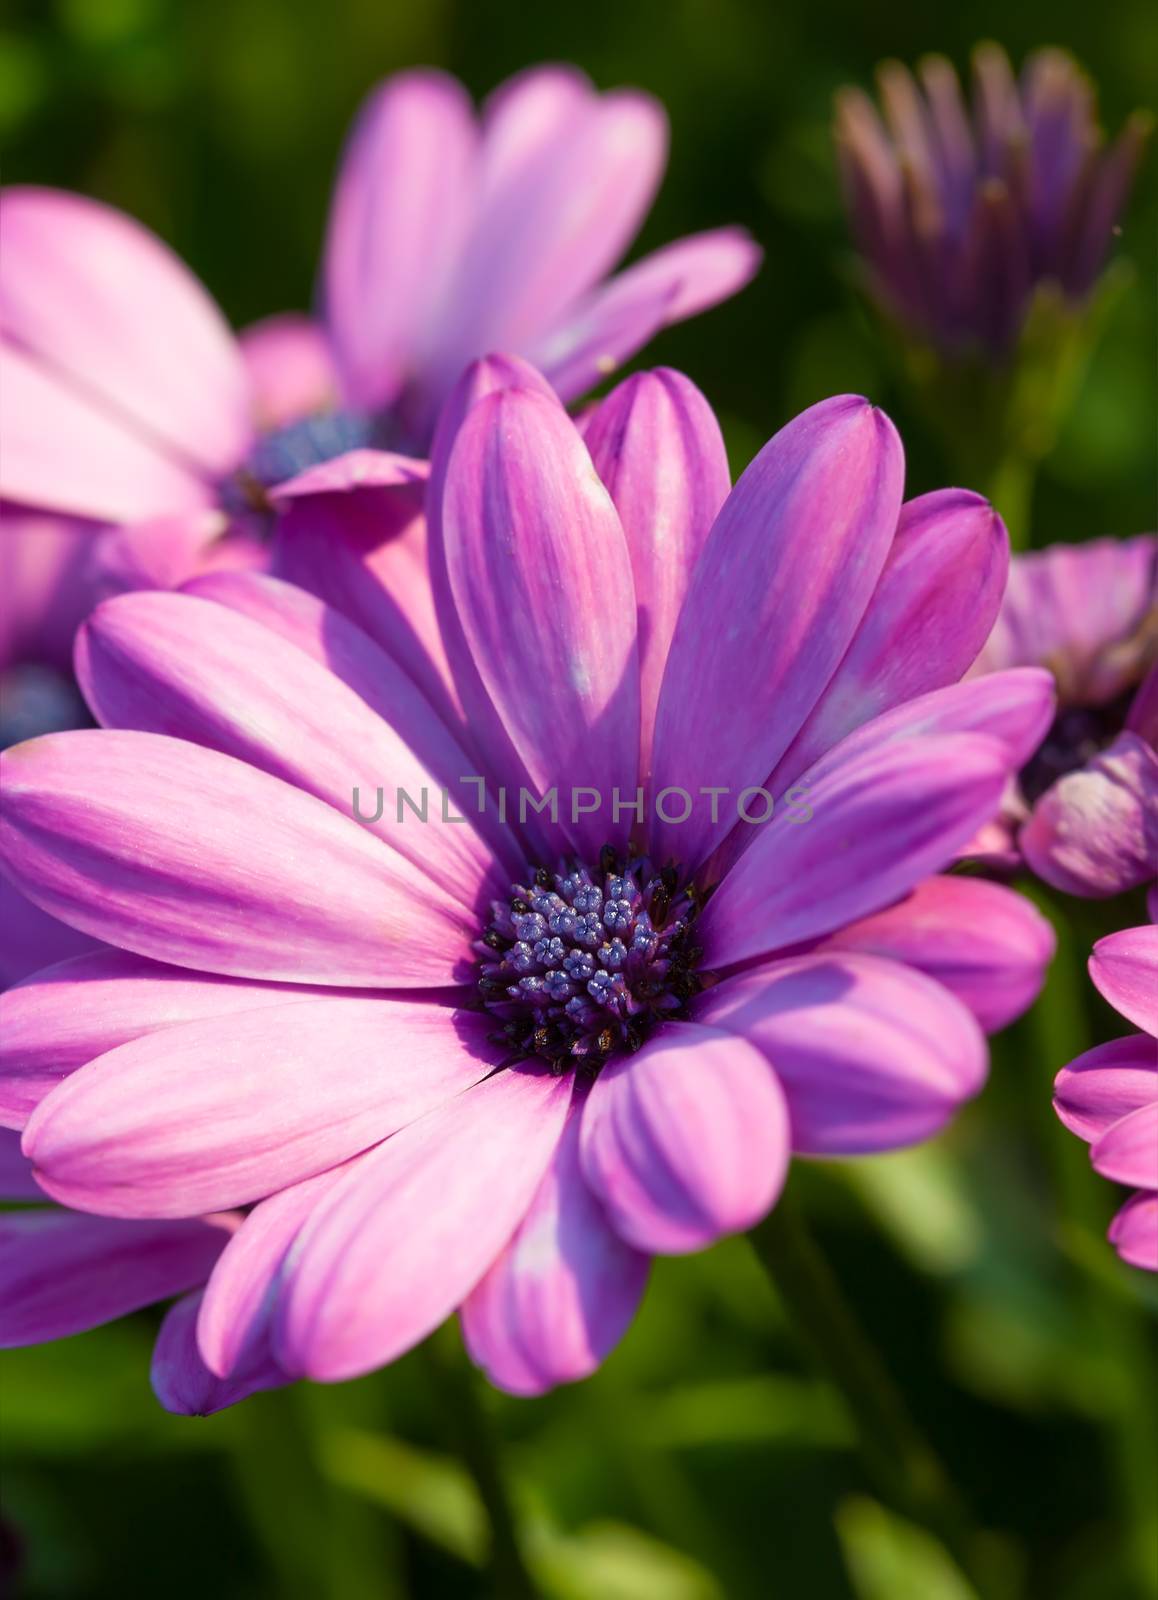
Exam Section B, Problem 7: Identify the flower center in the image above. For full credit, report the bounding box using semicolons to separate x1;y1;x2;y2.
1019;690;1135;803
224;409;380;513
476;849;703;1075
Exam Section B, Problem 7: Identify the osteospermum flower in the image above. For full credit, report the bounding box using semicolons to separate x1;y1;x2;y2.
971;536;1158;896
0;64;758;554
0;375;1055;1401
834;45;1150;354
1054;926;1158;1271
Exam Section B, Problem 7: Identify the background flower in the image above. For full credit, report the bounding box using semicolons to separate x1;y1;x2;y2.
971;535;1158;895
1054;925;1158;1269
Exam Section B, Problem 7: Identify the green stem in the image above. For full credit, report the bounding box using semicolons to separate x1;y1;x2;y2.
752;1195;1016;1599
230;1384;399;1600
421;1325;539;1600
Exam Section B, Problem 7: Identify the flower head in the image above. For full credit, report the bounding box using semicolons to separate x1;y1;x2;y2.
0;65;758;554
0;373;1054;1401
1054;925;1158;1271
834;45;1150;355
972;536;1158;896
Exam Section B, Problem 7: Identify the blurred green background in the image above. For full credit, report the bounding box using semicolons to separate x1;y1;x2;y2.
1;2;1156;1597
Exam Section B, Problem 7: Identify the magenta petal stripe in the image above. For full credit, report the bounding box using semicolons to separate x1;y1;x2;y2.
274;1067;572;1382
648;395;904;868
579;1022;790;1254
77;590;501;909
699;731;1009;968
772;490;1009;788
696;953;987;1154
817;876;1055;1032
1053;1037;1158;1143
583;368;731;779
442;388;641;854
1090;926;1158;1037
0;948;351;1129
197;1163;354;1379
0;730;474;986
461;1100;649;1394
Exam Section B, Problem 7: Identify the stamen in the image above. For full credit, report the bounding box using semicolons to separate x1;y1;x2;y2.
476;853;703;1074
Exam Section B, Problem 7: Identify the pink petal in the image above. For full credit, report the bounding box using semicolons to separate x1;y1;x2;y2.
425;354;559;834
323;70;478;411
975;536;1157;704
442;388;640;854
461;1099;649;1395
582;369;731;778
813;668;1057;773
0;341;212;522
696;953;987;1154
1091;1102;1158;1189
1108;1192;1158;1272
274;1066;572;1381
238;313;338;429
1053;1036;1158;1144
271;450;460;733
0;187;252;480
197;1162;352;1379
528;229;762;404
23;997;496;1217
699;732;1009;968
77;590;499;909
423;73;667;408
91;511;263;594
0;730;474;986
773;490;1009;787
1090;925;1158;1036
1020;734;1158;899
817;875;1055;1032
648;396;904;869
0;1209;231;1346
181;569;524;876
579;1022;790;1254
151;1289;287;1416
0;947;349;1129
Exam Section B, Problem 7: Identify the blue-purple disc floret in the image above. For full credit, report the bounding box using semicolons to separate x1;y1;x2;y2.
477;851;704;1073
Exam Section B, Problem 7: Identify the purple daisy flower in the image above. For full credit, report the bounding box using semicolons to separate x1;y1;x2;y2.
1054;925;1158;1271
0;64;758;552
834;45;1150;355
0;375;1055;1402
971;536;1158;897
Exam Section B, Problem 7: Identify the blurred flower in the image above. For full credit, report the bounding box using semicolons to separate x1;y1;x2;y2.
834;44;1150;356
0;1128;288;1414
1054;925;1158;1271
0;64;759;551
0;374;1053;1404
971;536;1158;896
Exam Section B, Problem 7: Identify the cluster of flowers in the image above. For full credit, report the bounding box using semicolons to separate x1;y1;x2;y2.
0;59;1153;1419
